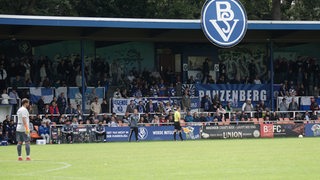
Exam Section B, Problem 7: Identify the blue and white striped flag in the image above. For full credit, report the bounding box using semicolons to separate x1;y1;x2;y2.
30;87;54;104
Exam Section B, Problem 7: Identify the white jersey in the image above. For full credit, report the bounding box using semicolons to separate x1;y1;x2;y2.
16;106;30;132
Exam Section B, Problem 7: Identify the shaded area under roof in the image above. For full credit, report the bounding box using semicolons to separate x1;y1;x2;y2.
0;15;320;43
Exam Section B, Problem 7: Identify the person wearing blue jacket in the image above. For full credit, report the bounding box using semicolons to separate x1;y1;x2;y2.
39;122;50;144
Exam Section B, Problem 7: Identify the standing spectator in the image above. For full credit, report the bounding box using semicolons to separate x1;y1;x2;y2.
133;87;143;98
90;97;101;115
57;92;67;114
126;100;136;113
288;98;299;117
158;79;167;97
255;101;266;118
181;89;191;112
149;85;159;97
241;99;254;118
310;97;319;112
157;101;166;115
253;75;262;84
100;98;108;113
224;101;233;119
121;89;129;98
113;88;122;98
111;60;118;85
56;59;67;81
164;102;172;115
0;65;7;90
128;109;139;142
39;121;50;144
201;95;212;112
1;89;10;104
297;83;306;96
75;104;83;121
279;98;288;118
49;102;60;123
167;83;176;97
23;59;31;81
39;64;47;82
212;94;221;107
279;83;288;97
7;119;16;144
2;115;10;138
11;75;25;87
9;87;19;114
136;101;146;113
202;58;209;83
37;96;45;114
216;104;227;121
241;99;254;112
145;99;157;113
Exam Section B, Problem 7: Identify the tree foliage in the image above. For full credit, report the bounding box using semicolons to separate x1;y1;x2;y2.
0;0;319;20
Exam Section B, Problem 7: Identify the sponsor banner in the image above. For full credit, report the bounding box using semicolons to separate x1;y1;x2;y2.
112;97;200;115
105;126;201;142
260;124;274;138
271;124;304;137
195;84;270;108
305;124;320;137
201;124;261;139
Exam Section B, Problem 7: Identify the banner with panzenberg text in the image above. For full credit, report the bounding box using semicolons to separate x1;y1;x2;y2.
195;84;270;108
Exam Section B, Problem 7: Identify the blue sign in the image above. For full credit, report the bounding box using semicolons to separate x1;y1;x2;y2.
201;0;247;48
105;126;201;142
305;124;320;137
196;84;270;108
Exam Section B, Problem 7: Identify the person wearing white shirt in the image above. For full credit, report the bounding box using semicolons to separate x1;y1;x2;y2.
1;89;10;104
16;98;31;161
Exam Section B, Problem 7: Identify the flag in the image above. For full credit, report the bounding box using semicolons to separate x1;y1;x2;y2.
30;87;54;104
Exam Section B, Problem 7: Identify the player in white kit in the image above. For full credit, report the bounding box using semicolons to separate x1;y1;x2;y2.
16;98;31;161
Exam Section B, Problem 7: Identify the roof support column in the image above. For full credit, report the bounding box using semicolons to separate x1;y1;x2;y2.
81;40;86;113
269;40;274;111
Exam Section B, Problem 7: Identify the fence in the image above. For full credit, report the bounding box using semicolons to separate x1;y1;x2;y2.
43;121;320;144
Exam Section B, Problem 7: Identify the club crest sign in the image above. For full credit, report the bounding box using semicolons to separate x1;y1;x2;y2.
201;0;247;48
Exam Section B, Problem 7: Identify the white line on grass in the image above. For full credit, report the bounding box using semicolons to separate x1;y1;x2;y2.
20;161;72;175
0;160;72;176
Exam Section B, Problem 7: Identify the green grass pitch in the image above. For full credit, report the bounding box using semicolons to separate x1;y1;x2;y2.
0;138;319;180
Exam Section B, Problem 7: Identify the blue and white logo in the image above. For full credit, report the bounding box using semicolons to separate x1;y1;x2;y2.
201;0;247;48
138;127;148;140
